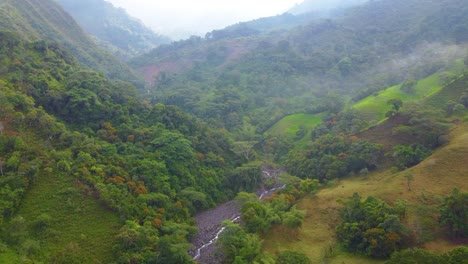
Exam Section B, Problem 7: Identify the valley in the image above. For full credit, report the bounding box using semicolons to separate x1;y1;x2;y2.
0;0;467;263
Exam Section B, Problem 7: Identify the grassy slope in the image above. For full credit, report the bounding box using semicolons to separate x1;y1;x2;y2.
6;172;121;262
266;113;323;142
353;74;443;122
266;72;444;144
263;122;468;263
262;72;468;262
0;250;20;263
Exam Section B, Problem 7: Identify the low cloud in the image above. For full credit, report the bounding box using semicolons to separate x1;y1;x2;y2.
106;0;304;39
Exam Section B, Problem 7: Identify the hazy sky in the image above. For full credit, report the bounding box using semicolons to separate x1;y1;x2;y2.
106;0;304;39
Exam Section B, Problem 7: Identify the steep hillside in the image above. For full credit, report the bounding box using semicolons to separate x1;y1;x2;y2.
132;0;468;131
0;0;142;86
57;0;171;60
262;73;468;264
0;31;252;263
264;121;468;263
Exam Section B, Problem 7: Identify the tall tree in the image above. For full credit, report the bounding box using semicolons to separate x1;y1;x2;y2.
440;189;468;238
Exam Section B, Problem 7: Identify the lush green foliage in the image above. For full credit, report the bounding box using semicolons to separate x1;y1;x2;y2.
0;32;247;263
218;221;274;264
336;193;410;257
439;188;468;238
400;80;418;94
237;182;311;235
391;144;432;170
385;246;468;264
276;250;311;264
353;73;446;122
286;134;382;181
0;0;142;86
386;99;403;117
0;0;467;262
132;0;468;131
219;179;316;263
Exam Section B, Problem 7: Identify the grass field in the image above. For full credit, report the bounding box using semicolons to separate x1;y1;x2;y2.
268;113;323;137
266;113;323;144
353;74;444;123
5;171;121;263
262;122;468;263
0;249;20;263
266;73;446;143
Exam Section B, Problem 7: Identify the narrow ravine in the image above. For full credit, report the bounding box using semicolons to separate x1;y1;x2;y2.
189;168;285;264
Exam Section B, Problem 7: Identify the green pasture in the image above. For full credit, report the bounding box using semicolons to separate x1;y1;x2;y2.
353;74;443;122
266;113;323;144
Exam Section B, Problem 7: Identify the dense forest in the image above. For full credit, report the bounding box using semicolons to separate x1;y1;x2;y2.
133;0;468;132
0;0;467;263
0;0;143;86
0;31;258;262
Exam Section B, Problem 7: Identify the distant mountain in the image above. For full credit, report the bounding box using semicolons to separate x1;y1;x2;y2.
56;0;171;60
205;12;315;40
131;0;468;130
288;0;369;15
0;0;142;86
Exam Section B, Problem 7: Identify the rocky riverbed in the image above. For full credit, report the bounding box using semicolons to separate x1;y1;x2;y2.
189;168;285;264
189;200;240;263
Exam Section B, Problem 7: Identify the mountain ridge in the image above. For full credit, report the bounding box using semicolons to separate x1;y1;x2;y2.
130;0;468;131
0;0;142;86
56;0;171;60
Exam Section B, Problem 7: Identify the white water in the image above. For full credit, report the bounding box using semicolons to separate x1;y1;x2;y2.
259;184;286;199
192;183;286;260
193;214;240;260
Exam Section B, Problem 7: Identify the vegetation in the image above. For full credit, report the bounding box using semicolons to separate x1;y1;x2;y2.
286;134;382;181
132;0;468;131
0;0;467;263
276;250;311;264
217;179;319;263
439;189;468;238
392;144;432;170
336;193;410;258
0;0;142;86
0;31;250;263
385;247;468;264
262;120;468;263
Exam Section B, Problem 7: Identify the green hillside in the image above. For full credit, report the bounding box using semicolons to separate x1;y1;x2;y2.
132;0;468;132
0;0;142;86
266;113;323;144
0;0;467;263
262;72;468;264
57;0;171;60
353;73;444;123
14;172;120;262
0;32;244;263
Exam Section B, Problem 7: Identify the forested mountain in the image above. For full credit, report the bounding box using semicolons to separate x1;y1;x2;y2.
0;0;142;86
132;0;468;132
0;29;254;262
0;0;467;263
56;0;171;60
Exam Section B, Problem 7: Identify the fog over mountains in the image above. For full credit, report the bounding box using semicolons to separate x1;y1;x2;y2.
288;0;369;15
57;0;171;59
104;0;370;40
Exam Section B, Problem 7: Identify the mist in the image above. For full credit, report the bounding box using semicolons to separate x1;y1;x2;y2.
378;43;468;82
105;0;304;40
288;0;369;15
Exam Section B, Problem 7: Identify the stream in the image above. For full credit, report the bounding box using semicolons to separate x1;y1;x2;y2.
189;169;285;264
